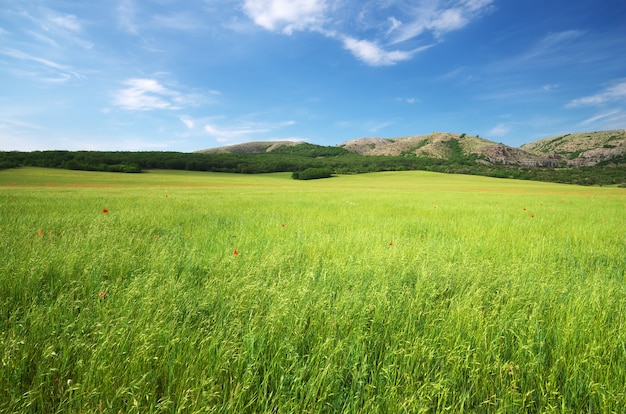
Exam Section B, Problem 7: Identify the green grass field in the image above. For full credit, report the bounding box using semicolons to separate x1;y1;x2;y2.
1;167;625;413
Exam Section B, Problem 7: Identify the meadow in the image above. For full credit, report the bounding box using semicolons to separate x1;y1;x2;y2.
1;167;625;413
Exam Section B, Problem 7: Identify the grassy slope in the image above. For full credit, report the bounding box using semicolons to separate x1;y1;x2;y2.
1;168;625;412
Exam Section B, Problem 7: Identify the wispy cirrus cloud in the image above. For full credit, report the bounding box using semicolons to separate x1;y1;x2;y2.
242;0;494;66
29;8;94;49
390;0;494;44
203;120;296;143
117;0;139;35
566;80;626;108
151;12;207;31
579;110;622;126
0;47;84;82
113;78;206;111
46;13;82;32
492;30;589;72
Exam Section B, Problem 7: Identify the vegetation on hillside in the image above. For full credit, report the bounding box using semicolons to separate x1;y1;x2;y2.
520;129;626;166
1;136;625;186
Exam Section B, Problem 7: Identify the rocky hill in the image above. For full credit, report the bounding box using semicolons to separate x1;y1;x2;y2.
338;132;560;167
196;130;625;167
520;130;626;166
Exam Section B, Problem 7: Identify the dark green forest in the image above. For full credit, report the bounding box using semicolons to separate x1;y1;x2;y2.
1;144;624;186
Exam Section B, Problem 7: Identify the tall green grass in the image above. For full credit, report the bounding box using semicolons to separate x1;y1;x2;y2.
1;168;625;412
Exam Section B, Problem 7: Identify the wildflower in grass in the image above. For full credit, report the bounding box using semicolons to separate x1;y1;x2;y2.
98;292;107;299
153;235;159;239
389;241;393;246
281;223;285;227
233;249;239;255
37;230;44;236
102;209;108;213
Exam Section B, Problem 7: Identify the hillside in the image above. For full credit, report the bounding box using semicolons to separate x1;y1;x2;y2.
197;141;302;154
338;132;561;167
197;130;626;168
520;130;626;166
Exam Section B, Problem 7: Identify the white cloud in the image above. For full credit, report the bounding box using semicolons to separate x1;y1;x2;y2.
39;9;94;49
488;123;511;137
386;17;402;35
243;0;326;34
390;0;494;43
542;84;558;92
566;81;626;108
429;8;467;34
47;14;82;32
341;36;413;66
180;116;195;129
114;78;173;110
113;78;205;111
243;0;493;66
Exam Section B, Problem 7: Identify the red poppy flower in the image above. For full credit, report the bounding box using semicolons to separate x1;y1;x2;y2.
281;223;285;227
233;250;239;255
102;209;108;213
98;292;107;299
37;230;45;236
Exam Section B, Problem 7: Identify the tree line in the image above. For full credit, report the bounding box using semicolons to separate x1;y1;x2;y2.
0;149;624;186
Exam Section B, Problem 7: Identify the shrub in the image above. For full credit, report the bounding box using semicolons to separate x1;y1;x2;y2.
292;167;332;180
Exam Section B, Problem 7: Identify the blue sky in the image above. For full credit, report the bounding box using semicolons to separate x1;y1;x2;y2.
1;0;625;151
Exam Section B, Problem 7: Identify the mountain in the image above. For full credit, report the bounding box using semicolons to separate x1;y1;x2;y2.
520;130;626;166
196;130;625;167
337;132;560;167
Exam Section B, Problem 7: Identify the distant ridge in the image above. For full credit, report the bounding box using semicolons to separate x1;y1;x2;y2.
337;132;559;167
195;130;625;167
196;141;303;154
